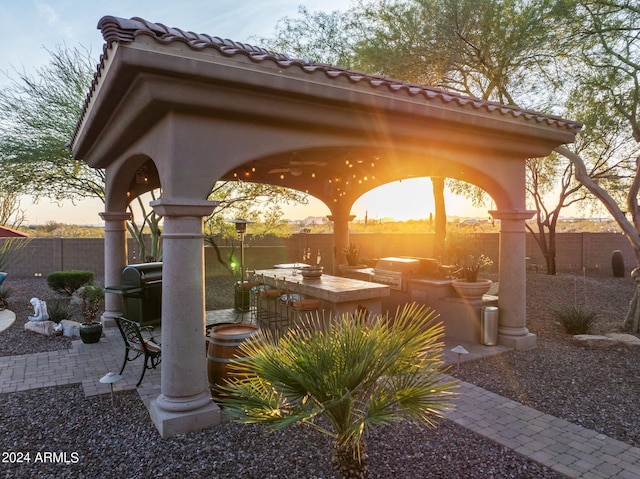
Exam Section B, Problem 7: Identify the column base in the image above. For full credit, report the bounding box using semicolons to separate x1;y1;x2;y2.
498;332;536;350
150;398;221;438
100;311;122;328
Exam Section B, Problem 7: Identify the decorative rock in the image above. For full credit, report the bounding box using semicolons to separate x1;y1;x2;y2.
60;319;82;338
24;320;58;336
573;334;617;348
573;333;640;348
605;333;640;346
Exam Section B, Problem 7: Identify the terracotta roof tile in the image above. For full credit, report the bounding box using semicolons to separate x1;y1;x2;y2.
0;226;28;238
73;15;583;145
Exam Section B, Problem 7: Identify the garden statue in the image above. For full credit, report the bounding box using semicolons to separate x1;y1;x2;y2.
27;297;49;322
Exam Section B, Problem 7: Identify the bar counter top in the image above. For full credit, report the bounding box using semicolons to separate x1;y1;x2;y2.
254;268;390;304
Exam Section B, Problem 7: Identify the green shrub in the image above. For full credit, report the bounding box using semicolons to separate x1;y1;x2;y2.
46;299;75;323
555;305;598;334
47;270;94;297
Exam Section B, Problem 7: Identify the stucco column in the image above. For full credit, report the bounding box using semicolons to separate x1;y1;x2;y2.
327;213;356;275
489;209;537;350
100;211;131;327
148;198;220;438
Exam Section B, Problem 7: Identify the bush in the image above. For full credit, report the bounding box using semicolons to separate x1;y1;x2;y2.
47;270;94;297
555;305;598;335
46;299;75;323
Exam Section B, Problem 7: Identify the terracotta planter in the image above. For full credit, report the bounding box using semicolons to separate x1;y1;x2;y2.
451;279;492;299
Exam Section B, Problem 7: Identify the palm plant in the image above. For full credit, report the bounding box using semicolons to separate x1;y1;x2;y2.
217;303;458;479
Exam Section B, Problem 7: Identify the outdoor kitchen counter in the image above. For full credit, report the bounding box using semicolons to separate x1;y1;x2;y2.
254;268;390;316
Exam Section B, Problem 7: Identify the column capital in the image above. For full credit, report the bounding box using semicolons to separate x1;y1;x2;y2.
151;199;219;218
326;214;356;222
489;209;536;221
99;211;132;222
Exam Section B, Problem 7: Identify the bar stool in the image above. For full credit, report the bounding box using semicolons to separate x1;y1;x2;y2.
276;284;303;336
288;282;321;328
250;274;271;323
254;274;283;333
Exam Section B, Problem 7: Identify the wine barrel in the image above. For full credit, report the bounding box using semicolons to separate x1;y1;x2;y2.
207;323;259;396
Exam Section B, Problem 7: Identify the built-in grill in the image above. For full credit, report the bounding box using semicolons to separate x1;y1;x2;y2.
371;257;421;291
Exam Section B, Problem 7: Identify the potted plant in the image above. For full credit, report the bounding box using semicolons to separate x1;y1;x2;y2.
79;285;105;344
338;243;366;274
451;254;494;299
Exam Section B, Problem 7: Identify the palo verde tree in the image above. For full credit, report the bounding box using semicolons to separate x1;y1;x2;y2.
0;45;105;204
554;0;640;331
385;0;590;276
0;188;27;229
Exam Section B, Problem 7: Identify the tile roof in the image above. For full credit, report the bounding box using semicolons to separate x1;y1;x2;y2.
73;15;582;145
0;226;28;238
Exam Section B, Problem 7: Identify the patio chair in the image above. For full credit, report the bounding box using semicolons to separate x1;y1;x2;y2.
114;316;162;387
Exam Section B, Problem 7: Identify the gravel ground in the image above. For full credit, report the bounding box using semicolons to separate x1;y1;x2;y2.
1;270;638;478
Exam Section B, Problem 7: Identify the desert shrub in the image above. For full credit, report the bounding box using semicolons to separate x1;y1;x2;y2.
47;270;94;297
555;305;598;335
46;299;75;323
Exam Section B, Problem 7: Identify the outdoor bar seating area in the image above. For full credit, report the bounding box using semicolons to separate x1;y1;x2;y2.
238;268;390;336
206;257;498;343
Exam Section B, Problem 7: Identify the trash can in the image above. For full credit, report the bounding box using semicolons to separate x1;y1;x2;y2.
104;262;162;326
481;306;498;346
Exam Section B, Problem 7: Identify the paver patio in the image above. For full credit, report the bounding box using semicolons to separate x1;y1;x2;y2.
1;309;639;478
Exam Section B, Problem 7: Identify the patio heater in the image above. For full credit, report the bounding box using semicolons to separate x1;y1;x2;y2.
229;218;253;313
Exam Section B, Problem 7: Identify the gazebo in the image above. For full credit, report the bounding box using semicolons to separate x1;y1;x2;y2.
70;16;582;437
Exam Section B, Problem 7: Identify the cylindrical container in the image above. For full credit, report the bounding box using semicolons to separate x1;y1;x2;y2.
207;324;259;396
234;281;253;312
611;250;625;278
481;306;498;346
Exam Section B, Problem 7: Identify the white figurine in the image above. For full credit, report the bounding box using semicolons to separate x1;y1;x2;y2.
27;298;49;322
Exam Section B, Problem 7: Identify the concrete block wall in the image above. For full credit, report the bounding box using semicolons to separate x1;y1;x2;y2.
1;232;636;278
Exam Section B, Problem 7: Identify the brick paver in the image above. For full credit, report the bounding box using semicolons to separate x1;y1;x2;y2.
2;311;639;478
446;379;640;478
